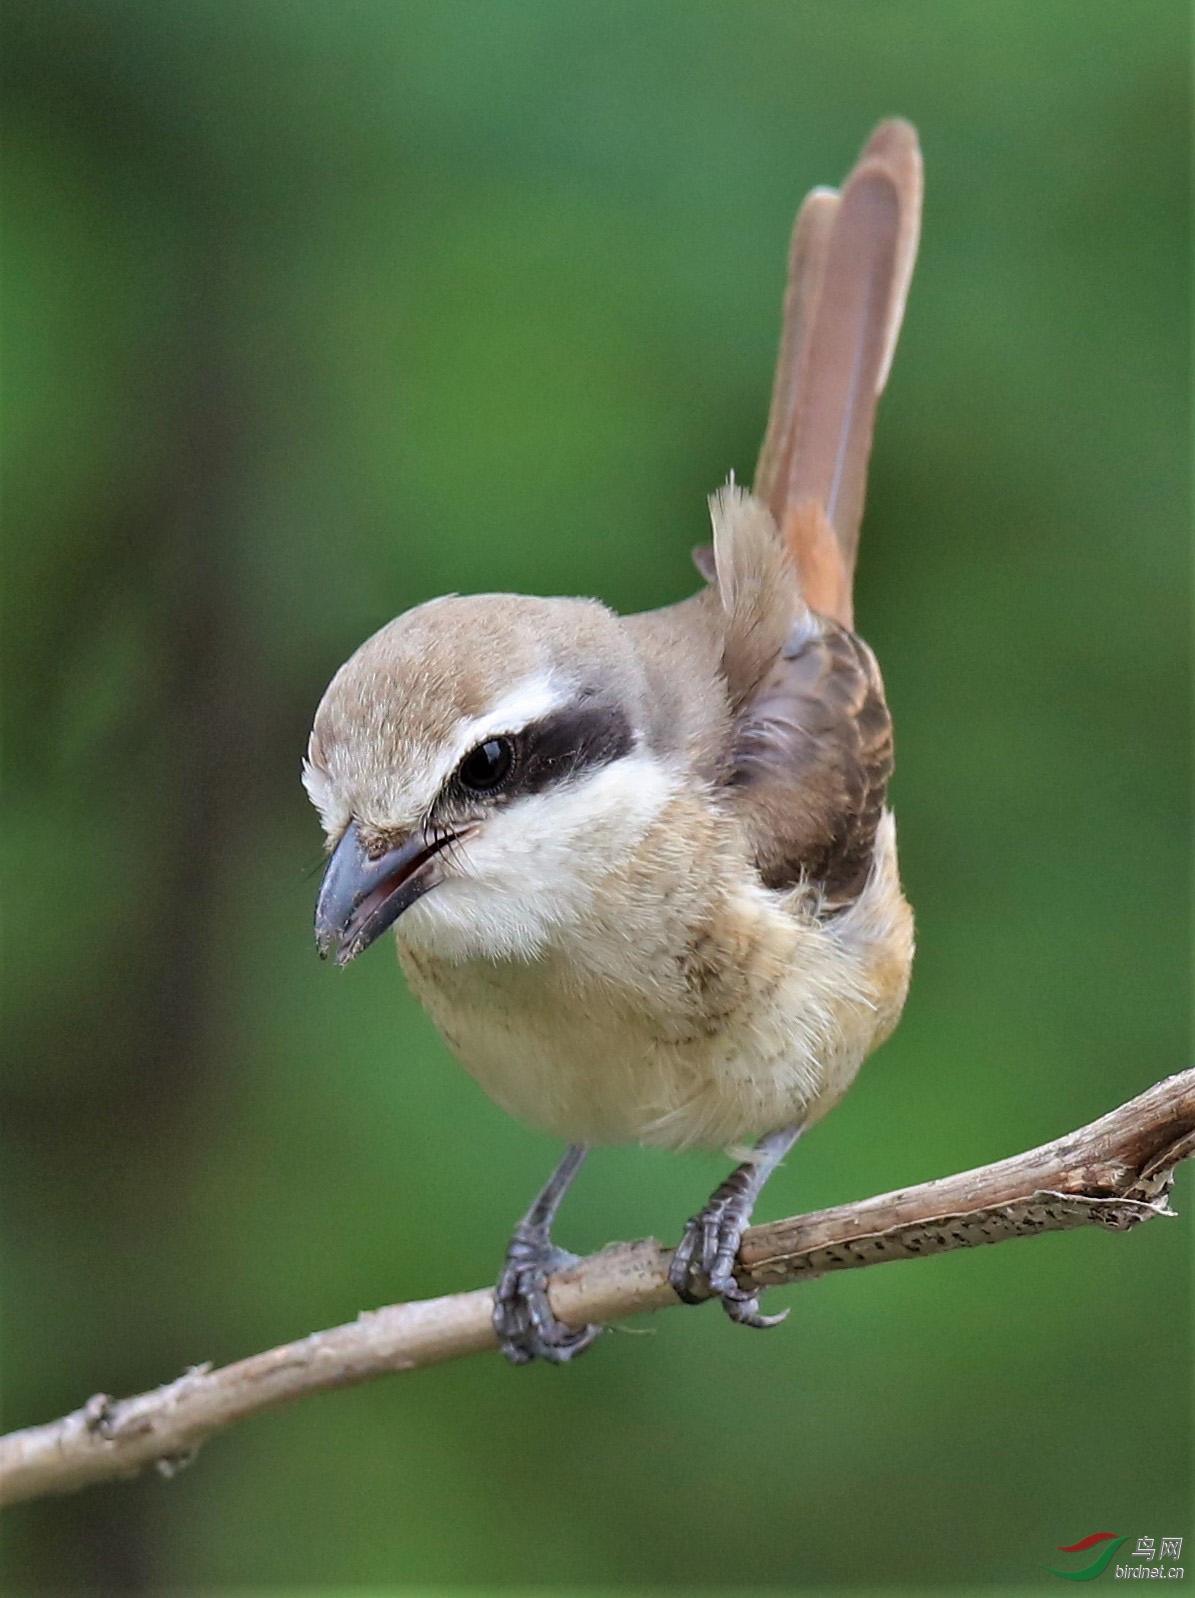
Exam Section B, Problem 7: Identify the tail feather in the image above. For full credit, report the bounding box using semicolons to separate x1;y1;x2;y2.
755;120;922;629
754;187;839;513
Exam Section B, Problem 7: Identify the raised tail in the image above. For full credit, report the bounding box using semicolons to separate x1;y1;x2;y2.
755;119;922;630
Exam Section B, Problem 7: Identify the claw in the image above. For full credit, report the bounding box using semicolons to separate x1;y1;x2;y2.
493;1226;602;1365
669;1203;784;1328
668;1124;802;1331
707;1262;790;1330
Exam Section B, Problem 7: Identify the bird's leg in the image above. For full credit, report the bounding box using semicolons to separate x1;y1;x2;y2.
669;1124;801;1329
493;1144;601;1366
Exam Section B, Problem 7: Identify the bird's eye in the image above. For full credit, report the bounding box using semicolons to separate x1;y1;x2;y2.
458;736;515;793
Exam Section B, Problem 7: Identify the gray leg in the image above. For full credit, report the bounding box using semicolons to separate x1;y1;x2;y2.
669;1125;801;1328
493;1144;602;1366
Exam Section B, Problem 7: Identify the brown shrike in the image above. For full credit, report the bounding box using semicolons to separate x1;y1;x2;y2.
305;121;922;1364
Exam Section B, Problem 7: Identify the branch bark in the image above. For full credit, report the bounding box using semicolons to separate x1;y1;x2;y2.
3;1069;1192;1508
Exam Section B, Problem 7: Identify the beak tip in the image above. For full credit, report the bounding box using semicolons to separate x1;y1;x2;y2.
313;820;448;967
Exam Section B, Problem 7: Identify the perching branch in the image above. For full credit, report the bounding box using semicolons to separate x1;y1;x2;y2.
3;1069;1192;1508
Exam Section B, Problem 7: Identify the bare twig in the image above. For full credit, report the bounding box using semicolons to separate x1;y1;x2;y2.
3;1069;1191;1508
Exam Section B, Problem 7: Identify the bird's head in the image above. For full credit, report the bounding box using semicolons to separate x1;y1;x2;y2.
304;593;673;965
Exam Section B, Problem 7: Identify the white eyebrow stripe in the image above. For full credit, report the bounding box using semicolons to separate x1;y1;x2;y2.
427;674;568;795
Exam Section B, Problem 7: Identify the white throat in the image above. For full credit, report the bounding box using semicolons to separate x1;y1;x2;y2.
396;750;678;964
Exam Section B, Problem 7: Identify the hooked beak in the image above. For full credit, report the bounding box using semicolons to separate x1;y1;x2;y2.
315;820;453;966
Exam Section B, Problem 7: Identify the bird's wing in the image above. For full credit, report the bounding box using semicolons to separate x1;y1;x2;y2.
728;606;893;902
705;487;893;904
713;122;921;901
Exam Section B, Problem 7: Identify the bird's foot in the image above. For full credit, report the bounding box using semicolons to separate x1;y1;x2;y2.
493;1221;603;1365
669;1190;788;1330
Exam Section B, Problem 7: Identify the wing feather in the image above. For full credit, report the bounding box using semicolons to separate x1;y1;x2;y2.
715;122;921;900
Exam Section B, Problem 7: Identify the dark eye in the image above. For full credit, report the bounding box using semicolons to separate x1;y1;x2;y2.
458;736;515;793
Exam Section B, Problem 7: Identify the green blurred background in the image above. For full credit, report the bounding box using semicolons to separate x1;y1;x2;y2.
1;1;1188;1591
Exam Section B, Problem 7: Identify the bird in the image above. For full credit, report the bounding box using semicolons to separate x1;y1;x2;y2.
304;119;923;1365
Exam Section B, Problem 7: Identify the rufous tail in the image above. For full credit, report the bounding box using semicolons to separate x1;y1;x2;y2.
754;119;922;630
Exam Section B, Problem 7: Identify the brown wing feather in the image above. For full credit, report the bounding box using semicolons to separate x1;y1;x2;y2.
729;614;892;904
720;123;921;901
